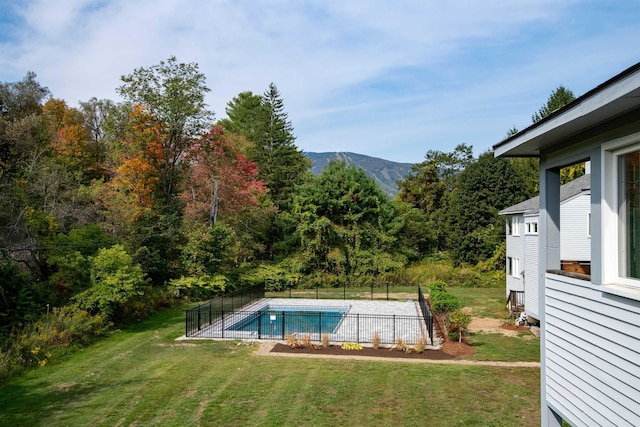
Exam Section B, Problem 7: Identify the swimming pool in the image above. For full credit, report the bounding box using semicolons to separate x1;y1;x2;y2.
227;304;349;337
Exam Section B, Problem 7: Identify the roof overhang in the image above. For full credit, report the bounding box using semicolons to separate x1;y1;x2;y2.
494;62;640;158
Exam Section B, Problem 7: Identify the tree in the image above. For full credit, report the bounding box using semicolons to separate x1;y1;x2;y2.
292;161;399;281
222;83;309;210
74;244;147;321
218;91;263;142
180;125;266;224
448;151;528;265
397;144;474;251
117;56;213;202
532;85;575;123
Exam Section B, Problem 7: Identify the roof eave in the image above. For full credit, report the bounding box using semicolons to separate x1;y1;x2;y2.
493;62;640;158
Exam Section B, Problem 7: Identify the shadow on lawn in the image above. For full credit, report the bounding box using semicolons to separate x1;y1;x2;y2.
0;379;112;424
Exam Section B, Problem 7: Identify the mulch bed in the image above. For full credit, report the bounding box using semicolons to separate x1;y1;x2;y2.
270;343;468;360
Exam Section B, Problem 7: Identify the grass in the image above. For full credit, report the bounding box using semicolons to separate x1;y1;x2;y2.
448;287;508;319
0;303;541;426
448;287;540;363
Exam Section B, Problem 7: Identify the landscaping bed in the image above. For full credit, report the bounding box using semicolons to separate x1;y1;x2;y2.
270;342;475;360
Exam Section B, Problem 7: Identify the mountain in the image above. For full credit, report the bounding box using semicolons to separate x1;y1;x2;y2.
304;152;414;198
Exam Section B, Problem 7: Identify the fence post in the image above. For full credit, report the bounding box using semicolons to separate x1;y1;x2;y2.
282;311;285;340
356;313;360;342
316;285;318;299
221;310;224;338
343;282;346;300
386;283;389;301
393;314;395;343
319;312;322;340
258;312;262;339
370;284;373;300
209;301;212;326
197;307;201;331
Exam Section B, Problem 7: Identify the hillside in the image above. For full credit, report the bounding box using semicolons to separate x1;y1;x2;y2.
305;152;413;197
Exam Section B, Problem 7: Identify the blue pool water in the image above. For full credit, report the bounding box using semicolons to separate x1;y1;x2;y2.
228;305;348;336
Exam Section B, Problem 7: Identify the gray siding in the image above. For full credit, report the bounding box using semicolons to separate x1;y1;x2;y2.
524;225;539;319
560;192;591;261
505;215;524;297
545;273;640;426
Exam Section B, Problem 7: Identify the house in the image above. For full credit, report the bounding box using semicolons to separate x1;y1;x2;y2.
499;174;591;322
494;62;640;427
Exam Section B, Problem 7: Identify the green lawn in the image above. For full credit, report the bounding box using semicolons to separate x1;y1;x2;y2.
0;304;540;426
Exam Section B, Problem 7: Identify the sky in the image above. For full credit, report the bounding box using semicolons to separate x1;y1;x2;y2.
1;1;639;164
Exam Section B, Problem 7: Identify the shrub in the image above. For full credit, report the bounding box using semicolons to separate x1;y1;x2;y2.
73;245;148;321
169;275;227;300
391;337;407;352
372;332;380;349
0;305;107;384
449;309;471;343
340;342;363;351
413;335;427;353
428;281;461;314
321;333;330;347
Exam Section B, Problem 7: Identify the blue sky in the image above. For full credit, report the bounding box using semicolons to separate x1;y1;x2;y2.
1;0;639;163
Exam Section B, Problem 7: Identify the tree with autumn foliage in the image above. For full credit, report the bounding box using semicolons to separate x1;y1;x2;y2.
117;56;213;204
181;125;266;224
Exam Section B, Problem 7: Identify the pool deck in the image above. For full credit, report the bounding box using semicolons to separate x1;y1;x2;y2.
181;298;442;349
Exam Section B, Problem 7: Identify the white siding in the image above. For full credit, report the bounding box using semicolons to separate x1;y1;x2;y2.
560;192;591;261
505;215;524;297
524;223;539;319
545;273;640;426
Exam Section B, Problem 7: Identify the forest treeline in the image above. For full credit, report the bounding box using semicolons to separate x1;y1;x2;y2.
0;57;583;340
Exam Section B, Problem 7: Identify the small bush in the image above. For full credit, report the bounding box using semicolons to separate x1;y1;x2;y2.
372;332;380;349
0;305;107;384
449;309;471;343
321;333;330;347
340;342;363;351
302;334;312;348
285;334;299;348
391;337;407;352
448;331;460;342
413;335;427;353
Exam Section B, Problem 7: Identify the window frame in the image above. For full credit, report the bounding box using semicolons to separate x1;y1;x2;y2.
512;216;520;236
525;220;538;235
602;134;640;290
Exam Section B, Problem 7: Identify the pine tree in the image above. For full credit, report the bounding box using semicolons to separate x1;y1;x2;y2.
254;83;309;210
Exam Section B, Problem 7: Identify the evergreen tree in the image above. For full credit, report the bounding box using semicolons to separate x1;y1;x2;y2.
448;151;528;265
532;85;575;123
254;83;309;210
292;161;400;281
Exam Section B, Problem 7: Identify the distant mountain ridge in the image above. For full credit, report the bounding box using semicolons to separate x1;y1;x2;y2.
304;152;414;198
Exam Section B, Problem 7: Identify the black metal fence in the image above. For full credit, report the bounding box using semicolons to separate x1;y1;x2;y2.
268;283;407;301
186;308;430;345
185;284;264;337
418;285;434;344
185;283;435;346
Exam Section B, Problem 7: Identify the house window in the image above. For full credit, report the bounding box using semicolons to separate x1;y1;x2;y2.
619;149;640;279
507;217;520;236
603;135;640;290
526;221;538;235
507;257;520;278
